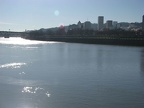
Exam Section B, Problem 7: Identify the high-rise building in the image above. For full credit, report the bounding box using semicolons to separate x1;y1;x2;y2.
106;20;113;29
98;16;104;30
142;15;144;31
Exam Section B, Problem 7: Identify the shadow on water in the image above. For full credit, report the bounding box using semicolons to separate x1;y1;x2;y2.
140;49;144;77
140;49;144;74
96;48;104;72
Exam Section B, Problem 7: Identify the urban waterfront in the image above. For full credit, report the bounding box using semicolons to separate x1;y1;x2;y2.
0;37;144;108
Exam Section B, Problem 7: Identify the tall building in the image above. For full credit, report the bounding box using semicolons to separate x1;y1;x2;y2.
106;20;113;29
142;15;144;31
98;16;104;31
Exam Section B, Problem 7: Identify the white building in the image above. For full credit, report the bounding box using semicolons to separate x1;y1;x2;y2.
113;21;118;29
83;21;91;30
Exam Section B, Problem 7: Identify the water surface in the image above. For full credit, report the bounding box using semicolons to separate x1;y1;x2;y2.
0;37;144;108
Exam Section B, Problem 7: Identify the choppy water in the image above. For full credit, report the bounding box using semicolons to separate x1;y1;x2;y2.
0;37;144;108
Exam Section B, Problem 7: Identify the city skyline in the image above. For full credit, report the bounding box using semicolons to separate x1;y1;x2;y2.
0;0;144;31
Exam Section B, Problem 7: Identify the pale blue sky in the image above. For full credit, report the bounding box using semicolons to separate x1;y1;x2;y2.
0;0;144;31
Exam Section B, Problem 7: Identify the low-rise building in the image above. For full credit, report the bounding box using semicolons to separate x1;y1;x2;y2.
68;24;78;30
106;20;113;30
77;21;82;29
91;23;98;30
113;21;118;29
83;21;91;30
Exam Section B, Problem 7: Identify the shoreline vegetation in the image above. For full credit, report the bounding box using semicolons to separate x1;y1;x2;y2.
1;29;144;46
23;29;144;46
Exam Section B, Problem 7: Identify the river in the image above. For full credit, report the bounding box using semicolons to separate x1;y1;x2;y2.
0;37;144;108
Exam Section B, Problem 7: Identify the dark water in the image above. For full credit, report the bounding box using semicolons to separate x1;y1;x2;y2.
0;37;144;108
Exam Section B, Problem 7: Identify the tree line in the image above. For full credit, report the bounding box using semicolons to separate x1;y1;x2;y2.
28;27;144;38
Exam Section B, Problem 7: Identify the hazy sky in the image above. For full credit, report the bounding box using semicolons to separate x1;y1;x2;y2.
0;0;144;31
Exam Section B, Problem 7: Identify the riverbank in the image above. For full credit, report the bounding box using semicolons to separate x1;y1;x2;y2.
23;35;144;46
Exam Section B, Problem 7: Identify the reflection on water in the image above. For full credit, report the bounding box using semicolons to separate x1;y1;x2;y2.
140;49;144;73
19;72;26;75
0;62;26;69
11;46;39;49
22;86;51;97
0;37;57;45
25;46;39;49
140;49;144;85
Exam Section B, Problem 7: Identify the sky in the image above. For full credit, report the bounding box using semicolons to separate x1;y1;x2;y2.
0;0;144;31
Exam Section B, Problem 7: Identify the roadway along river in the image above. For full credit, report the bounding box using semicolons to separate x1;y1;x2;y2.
0;37;144;108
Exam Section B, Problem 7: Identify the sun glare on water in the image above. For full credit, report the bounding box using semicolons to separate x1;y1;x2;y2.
0;62;26;69
0;37;56;45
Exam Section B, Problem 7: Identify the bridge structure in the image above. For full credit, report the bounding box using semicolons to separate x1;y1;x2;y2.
0;31;24;38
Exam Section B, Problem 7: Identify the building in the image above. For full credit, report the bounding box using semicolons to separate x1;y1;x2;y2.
106;20;113;30
77;21;82;29
113;21;118;29
98;16;104;31
91;23;98;30
142;15;144;31
83;21;91;30
68;24;78;30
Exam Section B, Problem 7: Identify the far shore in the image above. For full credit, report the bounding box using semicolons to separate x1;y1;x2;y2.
23;34;144;46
